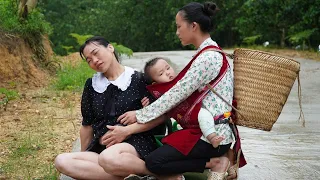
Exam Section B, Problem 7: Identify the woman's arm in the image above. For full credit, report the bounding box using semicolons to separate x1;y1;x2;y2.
136;51;223;123
101;115;166;147
80;125;93;151
80;79;95;151
125;114;166;134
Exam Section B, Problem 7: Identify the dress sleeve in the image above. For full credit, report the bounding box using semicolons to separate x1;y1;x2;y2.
81;78;94;126
136;51;223;123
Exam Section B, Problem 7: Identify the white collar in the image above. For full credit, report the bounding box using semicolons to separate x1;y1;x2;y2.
92;66;135;93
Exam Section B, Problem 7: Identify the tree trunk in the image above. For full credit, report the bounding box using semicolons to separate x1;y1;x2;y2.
18;0;28;18
18;0;38;19
280;28;285;48
26;0;38;11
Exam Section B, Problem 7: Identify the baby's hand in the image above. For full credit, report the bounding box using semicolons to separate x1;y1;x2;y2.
117;111;137;125
141;97;150;107
211;136;225;148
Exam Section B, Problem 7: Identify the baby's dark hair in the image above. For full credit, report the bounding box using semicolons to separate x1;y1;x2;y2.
144;57;168;83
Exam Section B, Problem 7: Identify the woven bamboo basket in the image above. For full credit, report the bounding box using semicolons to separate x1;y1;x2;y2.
232;48;302;131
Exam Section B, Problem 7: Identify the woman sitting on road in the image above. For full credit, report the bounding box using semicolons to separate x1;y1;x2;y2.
54;36;166;180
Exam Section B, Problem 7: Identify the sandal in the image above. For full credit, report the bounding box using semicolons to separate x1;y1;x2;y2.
124;174;144;180
227;149;241;180
124;174;157;180
207;161;230;180
180;175;185;180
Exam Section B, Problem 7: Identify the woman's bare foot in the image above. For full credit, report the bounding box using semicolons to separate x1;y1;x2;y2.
226;148;240;179
206;157;230;180
207;157;220;167
209;156;229;173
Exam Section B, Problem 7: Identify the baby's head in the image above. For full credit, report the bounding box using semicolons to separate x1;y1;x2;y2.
144;57;176;84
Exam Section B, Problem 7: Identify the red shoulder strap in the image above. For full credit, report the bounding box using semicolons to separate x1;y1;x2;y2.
146;45;224;97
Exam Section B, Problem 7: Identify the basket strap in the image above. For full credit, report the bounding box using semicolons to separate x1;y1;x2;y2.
205;84;249;122
204;48;246;121
297;72;306;127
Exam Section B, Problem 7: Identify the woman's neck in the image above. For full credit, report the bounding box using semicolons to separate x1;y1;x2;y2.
103;62;125;81
193;33;211;49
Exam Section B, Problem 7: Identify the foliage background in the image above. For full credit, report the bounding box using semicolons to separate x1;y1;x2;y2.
38;0;320;55
0;1;319;179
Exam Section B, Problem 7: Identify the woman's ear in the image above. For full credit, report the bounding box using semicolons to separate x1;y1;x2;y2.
192;22;198;31
107;43;115;52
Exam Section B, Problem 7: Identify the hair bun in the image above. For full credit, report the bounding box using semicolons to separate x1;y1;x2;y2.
203;2;219;16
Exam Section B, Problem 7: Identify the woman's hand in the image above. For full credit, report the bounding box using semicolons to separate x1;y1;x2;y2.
141;97;150;107
117;111;137;125
100;125;131;148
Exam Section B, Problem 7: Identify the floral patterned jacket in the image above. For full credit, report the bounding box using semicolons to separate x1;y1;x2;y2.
136;38;235;145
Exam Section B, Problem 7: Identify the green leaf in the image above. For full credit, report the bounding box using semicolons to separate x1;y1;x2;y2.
69;33;94;45
243;35;262;45
288;28;318;44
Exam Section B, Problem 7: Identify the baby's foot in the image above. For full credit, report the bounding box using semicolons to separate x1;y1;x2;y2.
212;136;225;148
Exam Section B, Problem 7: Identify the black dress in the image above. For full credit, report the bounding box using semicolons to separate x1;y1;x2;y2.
81;71;157;159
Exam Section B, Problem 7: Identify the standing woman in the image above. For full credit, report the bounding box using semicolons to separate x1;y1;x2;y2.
54;36;166;180
116;2;246;180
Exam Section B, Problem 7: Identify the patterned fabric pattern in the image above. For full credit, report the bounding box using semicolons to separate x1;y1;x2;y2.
136;38;235;145
81;71;157;158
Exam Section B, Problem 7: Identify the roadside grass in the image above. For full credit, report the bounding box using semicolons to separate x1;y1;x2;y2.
2;132;58;179
0;90;81;179
0;57;88;179
52;61;94;91
0;88;20;110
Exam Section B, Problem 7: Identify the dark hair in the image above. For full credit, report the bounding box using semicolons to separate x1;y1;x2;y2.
79;36;119;62
179;2;219;33
144;57;165;82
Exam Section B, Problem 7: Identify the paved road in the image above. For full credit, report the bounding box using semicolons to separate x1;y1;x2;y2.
63;50;320;180
124;51;320;180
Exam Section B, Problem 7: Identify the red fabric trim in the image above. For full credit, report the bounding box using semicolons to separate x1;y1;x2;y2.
147;46;230;155
234;125;247;168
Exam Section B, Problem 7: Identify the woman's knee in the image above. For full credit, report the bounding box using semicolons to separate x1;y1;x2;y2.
98;149;121;172
98;143;139;174
54;153;69;172
145;153;164;174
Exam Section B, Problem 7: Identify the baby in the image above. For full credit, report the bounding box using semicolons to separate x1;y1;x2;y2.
142;57;225;148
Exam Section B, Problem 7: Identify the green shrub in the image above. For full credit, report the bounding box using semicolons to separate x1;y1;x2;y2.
0;0;52;64
288;28;318;50
52;61;95;91
0;0;52;37
69;33;93;46
242;35;262;46
0;88;19;106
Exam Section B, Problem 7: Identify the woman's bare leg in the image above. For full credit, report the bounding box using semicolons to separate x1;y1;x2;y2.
98;143;153;177
205;156;230;173
227;148;238;180
99;143;186;180
228;148;235;165
54;151;122;180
